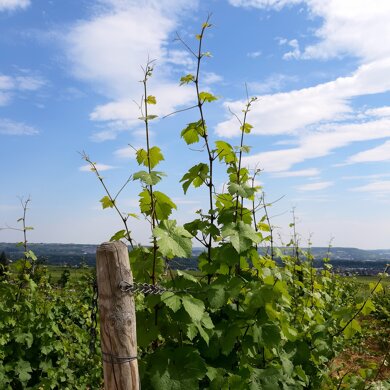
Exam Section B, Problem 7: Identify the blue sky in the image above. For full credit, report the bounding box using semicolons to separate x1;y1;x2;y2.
1;0;390;249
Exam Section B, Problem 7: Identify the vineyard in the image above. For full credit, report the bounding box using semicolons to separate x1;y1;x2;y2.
1;19;390;390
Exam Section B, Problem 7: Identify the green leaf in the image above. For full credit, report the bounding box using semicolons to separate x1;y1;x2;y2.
136;146;164;169
196;323;210;345
146;95;156;104
177;270;198;283
187;323;198;340
241;123;253;134
215;193;234;210
215;140;236;164
228;182;256;199
180;163;209;193
281;323;298;341
221;324;241;355
110;229;127;241
180;74;195;85
100;195;114;209
343;319;361;338
161;291;182;312
149;347;207;390
261;324;281;347
133;170;165;185
257;222;271;232
153;220;192;259
24;250;37;261
182;296;205;322
15;331;33;348
199;91;218;103
369;282;384;294
221;221;262;253
138;114;158;121
16;360;32;383
360;299;375;315
181;120;205;145
207;286;226;309
239;145;251;153
139;190;176;220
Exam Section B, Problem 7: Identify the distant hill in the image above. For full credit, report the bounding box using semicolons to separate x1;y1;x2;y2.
0;242;389;275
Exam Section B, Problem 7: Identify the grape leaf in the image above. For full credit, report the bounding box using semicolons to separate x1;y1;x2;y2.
136;146;164;169
182;296;205;322
153;220;192;259
181;120;205;145
180;163;209;193
100;195;114;209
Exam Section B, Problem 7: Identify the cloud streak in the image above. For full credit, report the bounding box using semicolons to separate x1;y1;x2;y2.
0;118;39;135
0;0;30;12
65;0;198;140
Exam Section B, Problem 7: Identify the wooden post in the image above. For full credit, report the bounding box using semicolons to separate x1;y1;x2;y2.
96;241;139;390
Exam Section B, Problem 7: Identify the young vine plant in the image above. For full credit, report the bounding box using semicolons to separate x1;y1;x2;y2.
84;18;387;389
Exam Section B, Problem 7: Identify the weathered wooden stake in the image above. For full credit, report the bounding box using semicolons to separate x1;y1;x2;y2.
96;241;139;390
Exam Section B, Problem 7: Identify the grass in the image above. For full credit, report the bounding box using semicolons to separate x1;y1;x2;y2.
46;265;92;283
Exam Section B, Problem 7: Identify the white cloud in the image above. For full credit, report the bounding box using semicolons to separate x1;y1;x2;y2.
65;0;197;140
247;51;262;58
79;163;117;172
347;140;390;164
231;0;390;63
365;106;390;118
172;198;201;205
301;0;390;62
296;181;333;191
0;91;11;106
15;76;46;91
272;168;320;177
229;0;304;10
221;0;390;176
342;173;390;181
203;72;223;85
248;73;297;94
217;58;390;138
0;118;38;135
283;39;301;60
242;118;390;172
0;0;30;12
352;181;390;194
0;75;14;89
0;73;46;106
114;146;136;159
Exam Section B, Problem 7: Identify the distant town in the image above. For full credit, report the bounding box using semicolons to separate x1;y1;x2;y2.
1;242;389;276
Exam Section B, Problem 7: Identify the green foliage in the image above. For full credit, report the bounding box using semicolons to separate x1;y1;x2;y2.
181;120;205;145
0;273;102;389
199;91;218;103
99;195;114;209
139;190;176;220
133;170;165;185
80;18;390;389
180;163;209;193
153;220;193;259
136;146;164;169
0;251;9;278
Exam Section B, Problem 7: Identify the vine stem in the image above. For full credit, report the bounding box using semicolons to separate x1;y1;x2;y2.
193;16;214;283
141;61;159;286
262;192;274;260
81;153;134;250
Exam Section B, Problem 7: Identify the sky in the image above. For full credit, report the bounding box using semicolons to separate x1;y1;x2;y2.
1;0;390;249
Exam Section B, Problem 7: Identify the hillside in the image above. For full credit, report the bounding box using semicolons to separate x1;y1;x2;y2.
1;243;389;275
